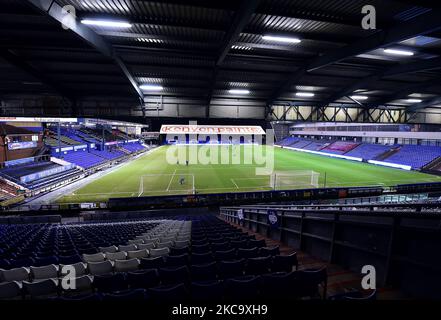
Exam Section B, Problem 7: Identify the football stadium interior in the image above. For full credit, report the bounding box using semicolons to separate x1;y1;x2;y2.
1;0;441;309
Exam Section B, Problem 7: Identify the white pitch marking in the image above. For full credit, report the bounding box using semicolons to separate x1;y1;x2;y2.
166;168;178;192
231;179;239;189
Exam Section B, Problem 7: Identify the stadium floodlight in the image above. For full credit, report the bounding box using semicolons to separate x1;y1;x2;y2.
140;84;164;91
81;19;132;28
350;95;368;100
229;89;250;94
406;98;422;103
262;35;301;44
383;48;414;56
295;92;314;97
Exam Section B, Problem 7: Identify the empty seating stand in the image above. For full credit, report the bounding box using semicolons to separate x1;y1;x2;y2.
345;143;393;160
0;160;82;190
0;215;326;301
383;145;441;169
122;143;145;153
277;136;441;168
60;151;107;169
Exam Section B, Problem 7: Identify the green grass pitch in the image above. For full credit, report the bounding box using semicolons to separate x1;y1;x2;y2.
57;145;441;203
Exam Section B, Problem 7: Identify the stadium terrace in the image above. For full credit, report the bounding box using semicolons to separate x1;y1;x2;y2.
1;0;441;311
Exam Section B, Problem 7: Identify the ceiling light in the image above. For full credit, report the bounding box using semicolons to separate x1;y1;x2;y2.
137;38;164;43
350;95;368;100
383;48;414;56
81;19;132;28
140;84;163;91
231;45;252;50
229;89;250;94
295;92;314;97
262;35;301;44
406;98;422;103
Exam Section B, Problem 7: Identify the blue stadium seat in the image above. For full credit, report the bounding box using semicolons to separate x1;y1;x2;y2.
93;273;128;293
245;256;272;275
214;249;236;261
159;266;190;285
191;252;214;265
217;259;245;279
225;275;261;301
102;288;147;301
191;280;224;302
271;253;298;272
148;283;188;303
190;262;218;281
126;269;160;289
259;246;280;257
165;253;189;267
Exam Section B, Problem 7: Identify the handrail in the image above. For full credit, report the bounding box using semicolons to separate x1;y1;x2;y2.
220;205;441;219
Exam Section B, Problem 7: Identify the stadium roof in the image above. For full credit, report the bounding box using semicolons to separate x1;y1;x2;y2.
1;0;441;115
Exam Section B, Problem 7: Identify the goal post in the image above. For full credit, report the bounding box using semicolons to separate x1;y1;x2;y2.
270;170;320;190
138;173;195;196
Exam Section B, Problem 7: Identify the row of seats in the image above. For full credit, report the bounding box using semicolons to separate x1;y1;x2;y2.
1;220;190;280
122;143;146;153
0;219;166;269
0;269;326;301
384;145;441;168
90;149;125;161
1;216;318;300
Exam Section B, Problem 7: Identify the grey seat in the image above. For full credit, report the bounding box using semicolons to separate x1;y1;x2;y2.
127;249;149;259
156;241;173;249
61;275;93;295
0;267;30;282
23;279;58;299
59;262;87;277
0;281;22;300
149;247;170;258
105;251;127;261
176;235;191;242
160;236;176;243
137;243;155;250
118;244;137;252
174;240;189;249
114;258;139;272
99;245;118;253
83;252;106;263
128;239;144;245
87;261;113;276
143;238;159;245
30;265;59;280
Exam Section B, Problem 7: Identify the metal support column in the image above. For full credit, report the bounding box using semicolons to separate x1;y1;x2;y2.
57;121;61;158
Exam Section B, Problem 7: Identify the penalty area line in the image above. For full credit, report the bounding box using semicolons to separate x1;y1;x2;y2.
166;168;178;192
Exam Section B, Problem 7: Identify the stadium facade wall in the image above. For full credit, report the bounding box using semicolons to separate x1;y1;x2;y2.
290;129;441;140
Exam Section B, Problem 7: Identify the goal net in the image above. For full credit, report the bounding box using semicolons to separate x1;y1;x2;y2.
138;173;195;196
270;170;320;190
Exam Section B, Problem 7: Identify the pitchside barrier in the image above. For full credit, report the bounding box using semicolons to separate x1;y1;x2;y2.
6;182;441;213
106;185;386;211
